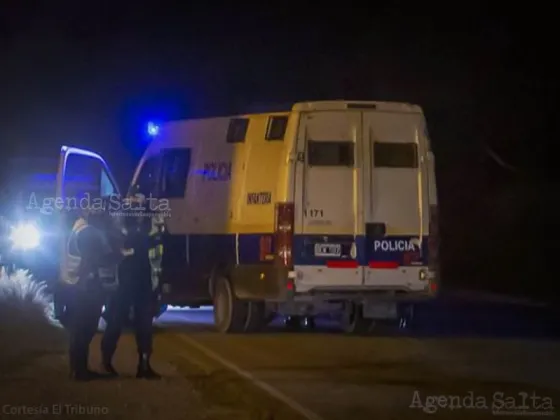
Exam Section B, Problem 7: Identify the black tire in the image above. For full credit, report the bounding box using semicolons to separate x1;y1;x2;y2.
284;315;302;330
341;302;371;334
244;301;267;332
303;316;316;329
398;304;415;330
265;311;276;325
213;276;248;333
369;305;413;336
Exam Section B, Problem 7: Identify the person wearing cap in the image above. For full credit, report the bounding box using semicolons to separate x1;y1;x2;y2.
62;203;125;381
101;194;162;379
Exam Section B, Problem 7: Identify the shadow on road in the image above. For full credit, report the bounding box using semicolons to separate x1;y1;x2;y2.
155;299;559;341
402;299;559;340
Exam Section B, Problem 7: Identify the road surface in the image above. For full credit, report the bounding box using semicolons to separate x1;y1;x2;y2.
150;301;560;419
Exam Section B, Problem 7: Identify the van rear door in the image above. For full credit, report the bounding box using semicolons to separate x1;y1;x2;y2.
362;111;429;291
294;111;364;290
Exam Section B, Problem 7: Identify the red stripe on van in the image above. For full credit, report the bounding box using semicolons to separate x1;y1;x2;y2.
327;260;359;268
368;261;399;269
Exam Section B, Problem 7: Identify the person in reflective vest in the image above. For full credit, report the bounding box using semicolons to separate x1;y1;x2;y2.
101;196;162;379
63;207;122;381
148;212;164;303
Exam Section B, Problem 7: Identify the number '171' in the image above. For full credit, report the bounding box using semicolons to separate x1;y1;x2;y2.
304;209;323;218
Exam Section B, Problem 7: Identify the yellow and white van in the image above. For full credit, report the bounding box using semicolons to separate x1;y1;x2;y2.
55;100;440;333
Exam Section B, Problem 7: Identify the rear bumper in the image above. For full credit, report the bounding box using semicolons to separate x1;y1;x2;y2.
288;266;438;302
229;264;437;303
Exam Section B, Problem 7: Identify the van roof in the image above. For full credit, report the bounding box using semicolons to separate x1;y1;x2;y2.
240;100;423;114
159;100;424;126
291;100;423;113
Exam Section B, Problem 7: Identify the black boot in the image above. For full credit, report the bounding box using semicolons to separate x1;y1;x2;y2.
70;350;111;381
71;355;106;381
102;355;119;377
69;350;88;381
136;353;161;380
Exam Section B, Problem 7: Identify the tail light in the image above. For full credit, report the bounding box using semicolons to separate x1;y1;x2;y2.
274;202;294;269
428;204;439;292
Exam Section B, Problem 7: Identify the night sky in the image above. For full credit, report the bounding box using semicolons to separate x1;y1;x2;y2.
0;4;556;297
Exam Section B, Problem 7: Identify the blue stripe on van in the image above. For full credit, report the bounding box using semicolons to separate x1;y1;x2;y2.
161;233;429;270
294;234;428;266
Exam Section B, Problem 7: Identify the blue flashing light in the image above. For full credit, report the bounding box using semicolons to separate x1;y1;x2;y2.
147;122;160;137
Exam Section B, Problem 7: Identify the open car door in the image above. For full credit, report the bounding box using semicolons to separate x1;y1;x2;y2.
55;146;121;288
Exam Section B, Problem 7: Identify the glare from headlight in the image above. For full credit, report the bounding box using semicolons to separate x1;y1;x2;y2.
9;223;41;250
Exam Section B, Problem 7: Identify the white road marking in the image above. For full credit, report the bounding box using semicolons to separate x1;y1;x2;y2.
169;336;215;373
176;334;325;420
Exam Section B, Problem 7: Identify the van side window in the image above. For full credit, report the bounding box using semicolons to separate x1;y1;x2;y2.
374;142;418;168
307;141;354;167
265;116;288;141
65;154;115;198
226;118;249;143
132;156;160;197
100;169;115;197
160;149;191;198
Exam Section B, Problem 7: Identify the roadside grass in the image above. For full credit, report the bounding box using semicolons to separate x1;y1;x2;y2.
0;268;66;373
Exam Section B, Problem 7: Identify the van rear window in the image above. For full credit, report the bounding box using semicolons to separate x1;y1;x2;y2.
308;141;354;167
373;142;418;168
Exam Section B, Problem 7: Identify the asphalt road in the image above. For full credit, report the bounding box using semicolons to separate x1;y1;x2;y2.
151;301;560;419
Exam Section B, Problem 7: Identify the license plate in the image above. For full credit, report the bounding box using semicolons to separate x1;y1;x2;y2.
314;243;342;257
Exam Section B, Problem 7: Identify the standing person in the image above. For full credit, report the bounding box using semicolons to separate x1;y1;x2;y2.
62;206;122;381
101;201;162;379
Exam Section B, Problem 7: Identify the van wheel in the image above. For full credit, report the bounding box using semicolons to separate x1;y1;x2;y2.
399;304;415;330
265;310;276;325
284;316;302;330
244;301;267;332
213;276;248;333
341;302;371;334
303;316;316;329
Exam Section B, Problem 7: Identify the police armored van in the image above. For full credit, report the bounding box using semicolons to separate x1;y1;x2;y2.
56;100;440;333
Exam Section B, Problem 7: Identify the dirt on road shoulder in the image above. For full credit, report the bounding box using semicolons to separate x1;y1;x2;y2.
0;334;244;420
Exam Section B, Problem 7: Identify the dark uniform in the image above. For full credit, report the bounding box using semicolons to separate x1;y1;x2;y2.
63;213;120;381
101;208;161;379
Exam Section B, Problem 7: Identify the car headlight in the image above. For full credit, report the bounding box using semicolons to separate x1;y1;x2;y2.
9;223;41;250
